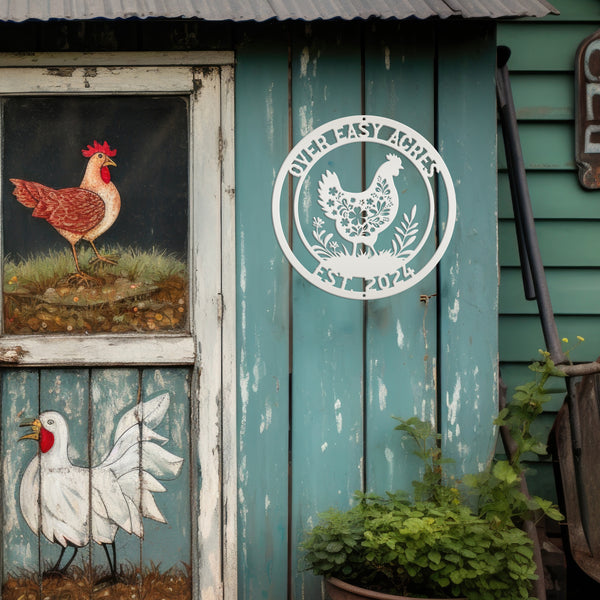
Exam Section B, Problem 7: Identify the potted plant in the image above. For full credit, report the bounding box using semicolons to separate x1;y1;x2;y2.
301;352;564;600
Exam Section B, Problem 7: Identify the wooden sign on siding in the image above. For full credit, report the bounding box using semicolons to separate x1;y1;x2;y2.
576;29;600;189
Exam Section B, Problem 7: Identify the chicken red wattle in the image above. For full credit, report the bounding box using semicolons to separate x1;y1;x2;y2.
39;427;54;453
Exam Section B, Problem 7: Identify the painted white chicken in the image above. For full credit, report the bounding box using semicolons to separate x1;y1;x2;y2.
18;393;183;576
317;153;404;255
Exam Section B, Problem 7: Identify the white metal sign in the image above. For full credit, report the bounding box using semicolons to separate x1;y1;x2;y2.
272;115;456;299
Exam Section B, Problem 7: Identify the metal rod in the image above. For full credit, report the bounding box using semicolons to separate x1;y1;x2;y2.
496;46;566;365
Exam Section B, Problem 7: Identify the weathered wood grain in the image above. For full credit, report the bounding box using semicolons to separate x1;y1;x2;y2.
190;66;226;600
290;21;364;600
0;51;235;67
235;24;291;600
141;369;191;573
220;62;238;600
438;22;499;476
0;335;195;367
1;370;40;578
364;20;437;496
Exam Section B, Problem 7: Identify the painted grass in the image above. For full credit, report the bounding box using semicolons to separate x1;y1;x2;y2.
2;562;191;600
4;245;187;293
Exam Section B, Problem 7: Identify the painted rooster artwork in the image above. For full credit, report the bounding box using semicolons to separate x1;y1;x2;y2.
10;140;120;283
18;393;183;581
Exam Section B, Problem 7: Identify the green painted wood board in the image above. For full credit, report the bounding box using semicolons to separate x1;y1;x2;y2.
500;315;600;362
235;24;292;600
535;0;600;20
2;370;40;576
498;172;600;219
498;122;575;171
497;22;599;71
438;22;499;476
363;20;437;497
508;72;573;120
140;369;191;572
233;21;502;600
290;21;365;599
500;267;600;314
499;220;600;267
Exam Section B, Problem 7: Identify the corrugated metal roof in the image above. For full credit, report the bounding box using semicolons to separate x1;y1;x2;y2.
0;0;559;23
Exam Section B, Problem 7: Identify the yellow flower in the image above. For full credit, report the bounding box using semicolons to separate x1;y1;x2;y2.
577;335;585;342
562;337;569;343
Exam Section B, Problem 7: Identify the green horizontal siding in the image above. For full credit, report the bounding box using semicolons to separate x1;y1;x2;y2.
500;315;600;362
499;220;600;266
498;1;600;507
509;72;573;120
498;122;574;170
500;267;600;314
498;172;600;219
497;22;598;71
538;0;600;21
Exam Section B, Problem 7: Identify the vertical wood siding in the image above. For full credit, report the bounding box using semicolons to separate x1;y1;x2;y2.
236;20;498;599
498;0;600;501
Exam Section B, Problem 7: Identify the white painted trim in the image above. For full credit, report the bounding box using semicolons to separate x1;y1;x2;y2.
191;66;225;600
220;63;238;600
0;51;235;67
0;66;196;94
0;335;195;366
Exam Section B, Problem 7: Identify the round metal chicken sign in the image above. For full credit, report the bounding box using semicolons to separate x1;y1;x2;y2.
272;115;456;300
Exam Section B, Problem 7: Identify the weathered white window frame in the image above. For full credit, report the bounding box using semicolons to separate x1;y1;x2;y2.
0;52;237;600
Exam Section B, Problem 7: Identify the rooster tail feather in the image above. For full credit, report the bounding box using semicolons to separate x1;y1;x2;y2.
113;393;171;442
10;179;41;209
142;443;184;479
118;471;168;524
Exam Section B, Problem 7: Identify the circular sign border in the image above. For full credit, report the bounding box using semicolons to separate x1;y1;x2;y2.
272;115;456;300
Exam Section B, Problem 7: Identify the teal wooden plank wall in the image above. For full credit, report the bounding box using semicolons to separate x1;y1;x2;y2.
236;21;498;599
498;0;600;502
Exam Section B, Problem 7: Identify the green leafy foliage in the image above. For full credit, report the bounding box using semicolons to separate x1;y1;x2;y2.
302;492;537;599
302;352;565;599
469;351;564;527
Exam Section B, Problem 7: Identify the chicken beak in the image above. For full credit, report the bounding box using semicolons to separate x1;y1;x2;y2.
104;157;117;168
19;418;41;441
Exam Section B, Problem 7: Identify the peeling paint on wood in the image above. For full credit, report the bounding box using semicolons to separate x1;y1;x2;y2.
237;21;499;600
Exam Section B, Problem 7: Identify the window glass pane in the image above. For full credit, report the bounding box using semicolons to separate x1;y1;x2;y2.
2;96;189;335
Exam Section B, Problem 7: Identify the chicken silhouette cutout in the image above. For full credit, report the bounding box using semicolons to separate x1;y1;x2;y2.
317;153;403;255
18;393;183;579
10;140;121;283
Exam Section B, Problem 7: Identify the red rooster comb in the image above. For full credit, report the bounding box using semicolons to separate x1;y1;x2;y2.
82;140;117;158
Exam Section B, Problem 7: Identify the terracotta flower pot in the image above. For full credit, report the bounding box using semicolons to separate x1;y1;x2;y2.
325;577;466;600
